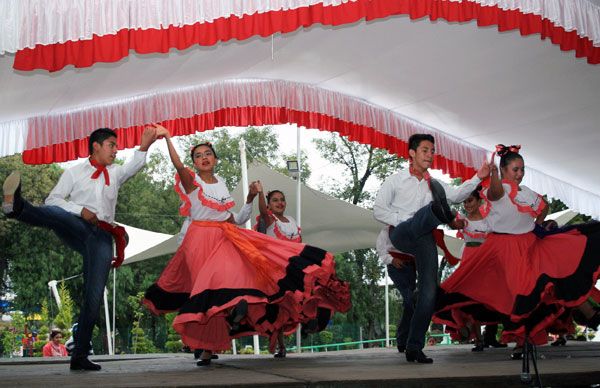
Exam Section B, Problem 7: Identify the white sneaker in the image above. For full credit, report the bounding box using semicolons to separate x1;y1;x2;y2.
3;171;21;199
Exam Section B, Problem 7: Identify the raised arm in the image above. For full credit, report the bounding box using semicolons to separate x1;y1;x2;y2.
152;124;195;194
486;160;505;202
257;181;275;227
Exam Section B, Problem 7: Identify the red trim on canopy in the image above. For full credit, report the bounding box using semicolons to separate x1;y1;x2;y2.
13;0;600;72
21;106;477;180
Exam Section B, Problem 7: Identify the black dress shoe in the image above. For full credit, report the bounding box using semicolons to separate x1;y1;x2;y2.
70;356;101;371
510;347;523;360
405;349;433;364
551;337;567;346
471;344;484;352
397;344;406;353
274;348;287;358
483;339;508;348
196;358;211;366
429;179;455;224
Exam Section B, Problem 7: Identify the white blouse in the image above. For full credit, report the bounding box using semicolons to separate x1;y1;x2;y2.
265;214;301;242
176;171;252;224
482;182;545;234
460;217;489;244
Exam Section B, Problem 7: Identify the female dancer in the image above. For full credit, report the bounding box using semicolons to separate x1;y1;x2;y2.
434;145;600;354
453;188;506;351
144;125;351;366
255;189;301;357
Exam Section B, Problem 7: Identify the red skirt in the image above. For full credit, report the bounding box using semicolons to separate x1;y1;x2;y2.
143;221;351;351
434;222;600;344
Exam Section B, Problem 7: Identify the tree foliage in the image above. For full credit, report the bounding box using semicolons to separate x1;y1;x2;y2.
53;282;75;334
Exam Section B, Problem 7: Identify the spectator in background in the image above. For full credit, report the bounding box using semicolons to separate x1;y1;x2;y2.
43;329;68;357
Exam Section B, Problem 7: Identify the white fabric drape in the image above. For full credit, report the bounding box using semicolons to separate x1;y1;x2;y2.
2;78;598;219
0;120;27;158
0;0;21;55
22;78;487;170
2;0;352;53
1;0;599;55
474;0;600;44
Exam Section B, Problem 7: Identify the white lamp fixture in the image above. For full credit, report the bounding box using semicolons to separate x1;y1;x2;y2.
286;160;299;179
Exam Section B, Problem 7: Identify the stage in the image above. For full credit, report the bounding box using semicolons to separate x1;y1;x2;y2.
1;342;599;387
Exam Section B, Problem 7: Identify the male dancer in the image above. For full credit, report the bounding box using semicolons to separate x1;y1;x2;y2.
2;127;161;370
373;134;490;363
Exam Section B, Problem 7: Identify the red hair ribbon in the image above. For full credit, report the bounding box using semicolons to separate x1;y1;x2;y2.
495;144;521;157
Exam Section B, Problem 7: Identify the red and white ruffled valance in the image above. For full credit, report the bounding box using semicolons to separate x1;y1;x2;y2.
1;77;599;219
2;0;599;71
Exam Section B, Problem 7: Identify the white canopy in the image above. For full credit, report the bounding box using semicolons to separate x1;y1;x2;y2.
1;1;599;218
118;222;178;265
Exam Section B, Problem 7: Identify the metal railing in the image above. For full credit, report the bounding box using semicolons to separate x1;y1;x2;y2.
288;333;453;352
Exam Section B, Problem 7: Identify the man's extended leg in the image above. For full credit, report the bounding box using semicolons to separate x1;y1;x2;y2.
389;204;443;245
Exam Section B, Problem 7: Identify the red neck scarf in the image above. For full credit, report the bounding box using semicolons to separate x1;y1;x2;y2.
90;158;110;186
409;164;431;185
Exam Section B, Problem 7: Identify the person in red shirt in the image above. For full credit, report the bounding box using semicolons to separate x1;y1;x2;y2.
43;330;68;357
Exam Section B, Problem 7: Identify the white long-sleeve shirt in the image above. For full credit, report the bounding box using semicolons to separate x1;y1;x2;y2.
174;174;253;242
373;169;481;227
45;150;147;223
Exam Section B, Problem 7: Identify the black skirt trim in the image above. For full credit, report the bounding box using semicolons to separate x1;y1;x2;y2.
436;222;600;332
145;245;329;315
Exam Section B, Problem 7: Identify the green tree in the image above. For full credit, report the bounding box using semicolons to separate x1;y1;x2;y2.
128;292;157;354
163;313;182;353
314;134;404;204
1;311;25;357
53;282;74;333
0;155;82;315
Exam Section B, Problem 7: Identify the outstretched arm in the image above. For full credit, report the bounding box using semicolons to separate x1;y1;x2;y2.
151;124;195;194
256;181;275;227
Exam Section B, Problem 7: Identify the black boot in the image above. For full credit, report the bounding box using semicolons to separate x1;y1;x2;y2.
70;356;101;371
429;179;455;224
405;349;433;364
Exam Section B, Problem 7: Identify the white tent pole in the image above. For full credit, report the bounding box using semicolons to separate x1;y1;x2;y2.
112;268;116;354
295;124;302;353
295;125;302;226
48;280;61;308
384;266;390;348
103;287;113;355
240;138;252;230
240;137;260;355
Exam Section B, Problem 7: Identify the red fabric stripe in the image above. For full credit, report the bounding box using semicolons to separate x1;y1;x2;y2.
21;106;477;180
13;0;600;72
